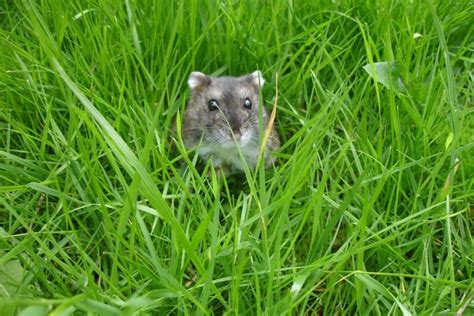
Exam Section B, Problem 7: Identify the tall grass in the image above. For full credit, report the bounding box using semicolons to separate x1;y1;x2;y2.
1;0;473;314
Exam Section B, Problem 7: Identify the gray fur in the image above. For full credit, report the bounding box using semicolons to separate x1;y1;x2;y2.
182;71;280;171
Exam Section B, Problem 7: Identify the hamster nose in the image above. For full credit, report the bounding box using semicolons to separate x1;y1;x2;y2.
231;126;241;137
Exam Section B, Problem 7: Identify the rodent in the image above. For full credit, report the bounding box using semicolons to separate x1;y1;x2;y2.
182;71;280;171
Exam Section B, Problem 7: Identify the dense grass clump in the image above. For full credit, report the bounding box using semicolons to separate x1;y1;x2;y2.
1;0;472;314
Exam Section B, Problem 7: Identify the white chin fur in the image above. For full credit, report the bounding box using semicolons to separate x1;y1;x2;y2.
198;131;259;170
240;130;252;146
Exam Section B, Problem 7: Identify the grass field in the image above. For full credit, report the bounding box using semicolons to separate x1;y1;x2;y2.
1;0;473;314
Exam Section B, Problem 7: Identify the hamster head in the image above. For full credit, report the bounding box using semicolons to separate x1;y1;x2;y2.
182;71;279;170
183;71;266;148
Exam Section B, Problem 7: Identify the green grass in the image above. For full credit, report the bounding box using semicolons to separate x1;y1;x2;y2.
1;0;473;314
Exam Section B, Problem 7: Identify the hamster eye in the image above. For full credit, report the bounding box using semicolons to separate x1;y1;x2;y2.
208;99;219;111
243;98;252;110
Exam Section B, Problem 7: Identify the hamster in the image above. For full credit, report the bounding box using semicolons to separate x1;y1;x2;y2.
182;71;280;171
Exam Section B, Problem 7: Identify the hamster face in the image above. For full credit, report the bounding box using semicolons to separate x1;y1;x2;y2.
182;71;279;170
183;71;266;147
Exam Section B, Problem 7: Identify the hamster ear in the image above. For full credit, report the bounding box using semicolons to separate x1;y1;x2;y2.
248;70;265;88
188;71;210;91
